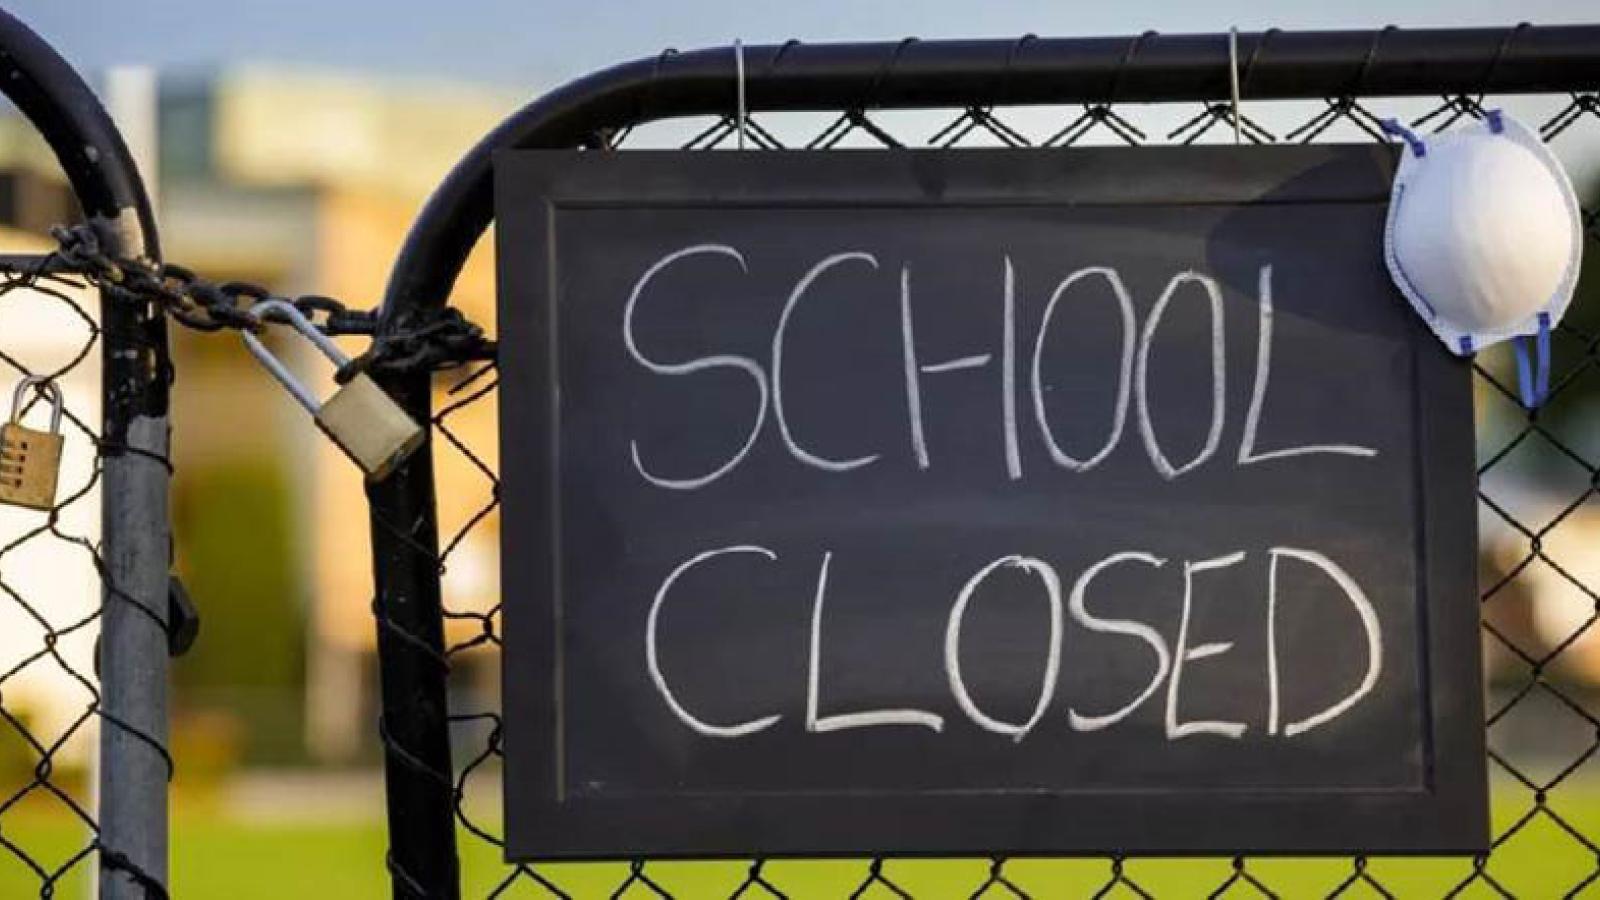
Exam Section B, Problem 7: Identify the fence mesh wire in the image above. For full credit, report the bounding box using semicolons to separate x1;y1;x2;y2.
411;85;1600;898
0;42;1588;900
0;251;170;898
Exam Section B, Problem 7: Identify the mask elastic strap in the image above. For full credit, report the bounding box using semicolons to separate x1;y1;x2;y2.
1536;313;1552;407
1513;313;1553;409
1513;340;1534;408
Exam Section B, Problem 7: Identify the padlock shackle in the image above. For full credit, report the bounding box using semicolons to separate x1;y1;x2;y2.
10;375;63;433
241;299;353;415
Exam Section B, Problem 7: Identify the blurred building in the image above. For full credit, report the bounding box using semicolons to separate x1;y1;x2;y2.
150;66;513;764
0;65;515;770
0;214;102;770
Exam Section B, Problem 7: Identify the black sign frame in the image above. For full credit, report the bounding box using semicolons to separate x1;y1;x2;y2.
494;145;1485;861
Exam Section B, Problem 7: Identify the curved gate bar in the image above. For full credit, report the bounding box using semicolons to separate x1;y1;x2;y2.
0;10;169;899
369;24;1600;899
0;9;158;256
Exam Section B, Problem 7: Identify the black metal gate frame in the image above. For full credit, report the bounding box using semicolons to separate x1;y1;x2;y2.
368;25;1600;898
0;9;170;899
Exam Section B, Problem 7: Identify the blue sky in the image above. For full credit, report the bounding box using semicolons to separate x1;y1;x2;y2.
12;0;1600;88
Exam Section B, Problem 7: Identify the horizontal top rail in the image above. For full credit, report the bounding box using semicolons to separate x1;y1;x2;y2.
380;24;1600;320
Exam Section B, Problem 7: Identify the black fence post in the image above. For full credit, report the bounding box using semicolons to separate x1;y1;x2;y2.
367;365;459;900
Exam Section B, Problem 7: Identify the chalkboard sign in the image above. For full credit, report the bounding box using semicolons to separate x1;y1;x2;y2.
494;146;1487;860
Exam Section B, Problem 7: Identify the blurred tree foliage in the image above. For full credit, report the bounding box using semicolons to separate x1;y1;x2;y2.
172;460;306;765
1539;175;1600;438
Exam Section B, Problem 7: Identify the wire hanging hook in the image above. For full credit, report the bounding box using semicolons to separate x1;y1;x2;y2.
1228;27;1243;144
734;38;748;150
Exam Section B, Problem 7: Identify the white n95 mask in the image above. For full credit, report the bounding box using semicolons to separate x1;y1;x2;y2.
1382;110;1583;408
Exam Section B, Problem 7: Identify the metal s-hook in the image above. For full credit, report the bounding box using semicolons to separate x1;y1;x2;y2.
1228;27;1242;144
734;38;748;150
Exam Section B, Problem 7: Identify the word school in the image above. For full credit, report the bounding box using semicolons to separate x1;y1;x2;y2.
623;245;1378;490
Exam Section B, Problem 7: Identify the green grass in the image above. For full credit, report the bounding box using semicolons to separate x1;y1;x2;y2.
2;778;1596;898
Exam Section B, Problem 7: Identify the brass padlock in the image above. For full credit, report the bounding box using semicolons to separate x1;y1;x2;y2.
0;376;65;511
242;300;424;481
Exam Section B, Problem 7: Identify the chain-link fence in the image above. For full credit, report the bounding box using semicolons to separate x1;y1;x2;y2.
362;28;1600;899
0;10;172;899
5;18;1596;900
0;253;132;898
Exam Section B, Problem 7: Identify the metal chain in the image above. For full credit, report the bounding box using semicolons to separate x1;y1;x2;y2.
50;223;496;377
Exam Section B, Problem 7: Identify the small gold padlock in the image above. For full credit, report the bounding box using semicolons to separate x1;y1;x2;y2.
0;376;65;511
242;300;424;481
316;373;426;481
